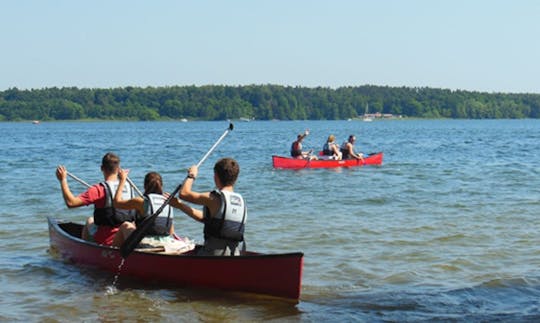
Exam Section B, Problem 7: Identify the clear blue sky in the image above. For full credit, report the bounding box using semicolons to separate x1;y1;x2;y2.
1;0;539;93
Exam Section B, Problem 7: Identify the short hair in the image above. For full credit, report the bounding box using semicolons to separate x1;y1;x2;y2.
101;152;120;173
349;135;356;142
214;158;240;187
144;172;163;195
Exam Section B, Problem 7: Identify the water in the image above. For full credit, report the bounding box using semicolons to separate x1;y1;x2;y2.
1;119;540;321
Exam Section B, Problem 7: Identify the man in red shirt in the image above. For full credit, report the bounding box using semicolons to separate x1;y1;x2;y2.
56;152;133;245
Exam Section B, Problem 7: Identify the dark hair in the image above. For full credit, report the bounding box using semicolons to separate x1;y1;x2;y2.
144;172;163;195
214;158;239;187
101;152;120;173
348;135;356;142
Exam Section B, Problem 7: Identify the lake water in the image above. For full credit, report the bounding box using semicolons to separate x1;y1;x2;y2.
1;119;539;321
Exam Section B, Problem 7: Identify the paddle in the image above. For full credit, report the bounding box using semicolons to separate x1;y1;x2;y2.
67;172;91;188
126;176;143;196
68;171;142;196
120;122;234;258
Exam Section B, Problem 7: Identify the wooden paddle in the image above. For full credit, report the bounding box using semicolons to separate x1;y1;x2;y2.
120;122;234;258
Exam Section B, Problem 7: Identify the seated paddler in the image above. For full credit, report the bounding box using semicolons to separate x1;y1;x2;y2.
176;157;247;256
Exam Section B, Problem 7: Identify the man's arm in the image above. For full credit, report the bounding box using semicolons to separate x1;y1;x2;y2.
349;144;364;161
171;198;204;222
56;165;85;208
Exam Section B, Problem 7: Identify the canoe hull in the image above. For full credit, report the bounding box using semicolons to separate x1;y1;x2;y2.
47;217;303;299
272;152;383;169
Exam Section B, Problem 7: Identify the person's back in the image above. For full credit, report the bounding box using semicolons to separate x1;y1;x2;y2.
202;189;246;255
112;170;195;252
137;183;193;252
93;179;135;226
143;192;173;236
178;157;247;256
56;152;136;245
322;135;333;155
322;135;342;160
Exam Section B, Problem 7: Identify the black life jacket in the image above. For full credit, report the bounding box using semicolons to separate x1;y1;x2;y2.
93;181;136;226
291;141;302;157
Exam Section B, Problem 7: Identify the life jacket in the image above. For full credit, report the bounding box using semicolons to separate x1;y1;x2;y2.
203;190;247;242
322;142;335;155
93;181;136;226
340;141;351;159
290;141;302;157
139;193;173;236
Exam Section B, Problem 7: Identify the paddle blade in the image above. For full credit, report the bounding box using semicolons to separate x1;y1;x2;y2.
119;213;157;258
120;183;182;258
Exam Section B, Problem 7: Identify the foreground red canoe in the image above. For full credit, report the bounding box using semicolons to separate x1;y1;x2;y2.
47;217;303;300
272;152;383;169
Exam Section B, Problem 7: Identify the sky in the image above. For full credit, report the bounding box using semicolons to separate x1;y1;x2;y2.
1;0;539;93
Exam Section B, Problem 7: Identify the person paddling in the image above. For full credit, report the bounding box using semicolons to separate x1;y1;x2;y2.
55;152;135;245
321;134;342;160
176;157;247;256
290;129;317;160
340;134;364;162
112;169;194;252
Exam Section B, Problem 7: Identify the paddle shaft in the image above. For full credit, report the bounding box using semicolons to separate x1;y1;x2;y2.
68;171;142;196
126;176;143;196
196;126;233;168
67;172;91;188
120;123;234;258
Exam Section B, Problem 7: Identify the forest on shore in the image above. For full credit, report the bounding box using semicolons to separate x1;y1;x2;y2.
1;84;539;121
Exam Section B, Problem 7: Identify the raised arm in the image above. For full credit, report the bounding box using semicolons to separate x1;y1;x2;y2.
56;165;85;208
178;165;217;220
299;129;309;141
170;197;204;222
179;165;210;204
113;168;143;213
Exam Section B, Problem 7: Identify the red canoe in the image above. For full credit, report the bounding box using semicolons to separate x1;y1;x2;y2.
47;217;303;300
272;152;383;169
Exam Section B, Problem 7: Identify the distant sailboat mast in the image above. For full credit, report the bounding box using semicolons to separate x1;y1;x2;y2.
363;103;373;122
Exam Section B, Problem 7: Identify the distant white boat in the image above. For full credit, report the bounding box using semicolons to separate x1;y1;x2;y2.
180;118;188;122
362;104;373;122
32;120;40;124
239;117;252;122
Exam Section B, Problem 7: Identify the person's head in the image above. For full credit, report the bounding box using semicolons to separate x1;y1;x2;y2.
144;172;163;195
327;135;335;143
348;135;356;143
101;152;120;175
214;157;240;187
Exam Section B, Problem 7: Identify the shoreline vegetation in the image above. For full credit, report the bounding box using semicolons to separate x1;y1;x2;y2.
1;84;539;122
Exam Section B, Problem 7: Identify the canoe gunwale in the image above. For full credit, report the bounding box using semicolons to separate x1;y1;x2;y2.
50;218;303;259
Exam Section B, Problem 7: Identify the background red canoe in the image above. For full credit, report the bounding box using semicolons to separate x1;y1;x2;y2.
272;152;383;169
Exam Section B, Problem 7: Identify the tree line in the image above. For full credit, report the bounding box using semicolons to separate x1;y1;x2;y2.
1;84;539;121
